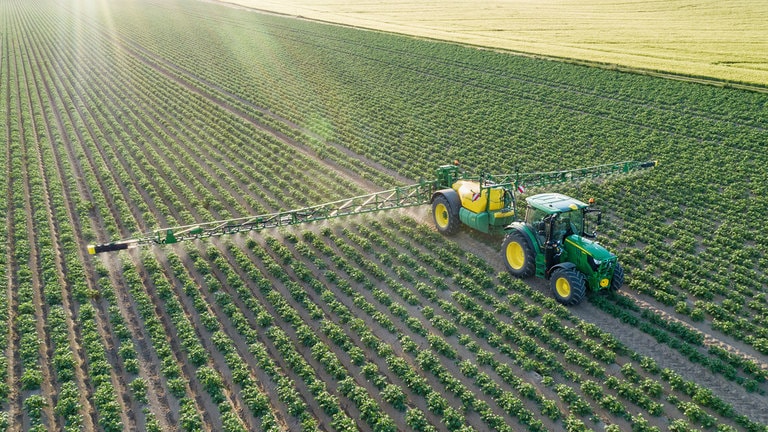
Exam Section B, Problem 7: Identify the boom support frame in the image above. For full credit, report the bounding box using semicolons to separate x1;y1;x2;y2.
88;181;435;253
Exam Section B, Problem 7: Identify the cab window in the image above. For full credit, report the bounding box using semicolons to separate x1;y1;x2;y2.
554;211;583;239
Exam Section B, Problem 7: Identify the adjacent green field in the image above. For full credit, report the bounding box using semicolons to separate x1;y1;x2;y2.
1;0;767;430
224;0;768;87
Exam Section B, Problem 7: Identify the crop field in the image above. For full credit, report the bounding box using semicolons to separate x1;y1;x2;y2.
1;0;768;431
224;0;768;87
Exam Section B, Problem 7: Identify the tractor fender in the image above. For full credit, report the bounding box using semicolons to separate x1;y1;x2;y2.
431;188;460;210
547;262;577;279
505;222;539;250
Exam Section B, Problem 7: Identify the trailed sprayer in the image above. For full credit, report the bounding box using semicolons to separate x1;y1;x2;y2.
89;160;657;305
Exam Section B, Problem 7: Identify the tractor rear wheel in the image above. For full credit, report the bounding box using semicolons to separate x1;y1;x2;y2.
550;267;587;306
502;230;535;278
610;262;624;292
432;195;460;235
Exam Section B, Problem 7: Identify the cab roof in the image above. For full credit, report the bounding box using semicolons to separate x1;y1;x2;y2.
526;193;588;214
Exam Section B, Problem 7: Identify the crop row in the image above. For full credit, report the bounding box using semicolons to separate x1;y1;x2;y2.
2;19;15;428
3;2;364;428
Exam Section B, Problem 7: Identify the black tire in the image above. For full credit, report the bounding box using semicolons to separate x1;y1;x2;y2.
610;262;624;292
432;195;460;235
550;267;587;306
501;230;536;278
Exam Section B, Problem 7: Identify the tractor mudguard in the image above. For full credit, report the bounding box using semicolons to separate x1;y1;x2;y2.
506;222;539;249
431;188;461;210
432;189;462;235
547;262;577;279
504;222;547;278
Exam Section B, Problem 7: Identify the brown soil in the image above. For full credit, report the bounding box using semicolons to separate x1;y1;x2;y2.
111;34;388;194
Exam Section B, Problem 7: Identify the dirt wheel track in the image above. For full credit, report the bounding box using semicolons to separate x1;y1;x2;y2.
90;20;768;427
46;42;224;429
100;20;768;423
570;293;768;425
52;10;358;428
7;1;766;430
620;292;768;375
77;51;292;429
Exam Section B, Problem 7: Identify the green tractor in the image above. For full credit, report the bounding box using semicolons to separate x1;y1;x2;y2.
429;163;650;305
501;193;621;305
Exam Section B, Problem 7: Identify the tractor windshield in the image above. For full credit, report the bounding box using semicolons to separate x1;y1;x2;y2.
554;210;583;239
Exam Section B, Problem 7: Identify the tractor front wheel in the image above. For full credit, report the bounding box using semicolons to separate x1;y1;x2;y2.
432;195;460;235
610;262;624;292
550;267;587;306
502;230;535;278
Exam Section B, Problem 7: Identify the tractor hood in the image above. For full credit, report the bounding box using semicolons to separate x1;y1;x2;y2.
564;235;615;262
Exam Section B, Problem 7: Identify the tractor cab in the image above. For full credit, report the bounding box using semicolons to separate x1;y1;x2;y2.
525;193;591;245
